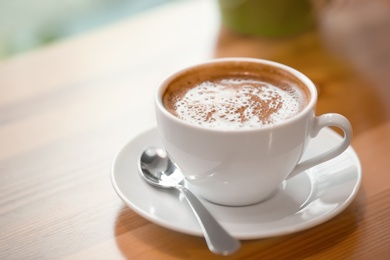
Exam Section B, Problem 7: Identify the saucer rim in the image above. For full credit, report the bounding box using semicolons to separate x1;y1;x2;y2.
111;127;362;239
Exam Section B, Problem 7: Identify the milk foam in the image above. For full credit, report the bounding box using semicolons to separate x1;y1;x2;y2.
172;78;304;129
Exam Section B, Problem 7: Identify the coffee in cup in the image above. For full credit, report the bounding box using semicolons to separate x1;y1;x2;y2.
162;65;310;130
155;58;352;206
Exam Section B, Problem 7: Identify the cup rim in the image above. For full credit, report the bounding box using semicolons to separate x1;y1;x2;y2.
155;57;317;132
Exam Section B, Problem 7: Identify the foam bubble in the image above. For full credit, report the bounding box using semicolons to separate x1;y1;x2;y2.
172;78;304;129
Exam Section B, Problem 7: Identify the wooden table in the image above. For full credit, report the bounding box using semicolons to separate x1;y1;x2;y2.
1;0;389;258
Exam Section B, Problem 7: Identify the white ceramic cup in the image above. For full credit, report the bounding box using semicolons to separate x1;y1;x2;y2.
155;58;352;206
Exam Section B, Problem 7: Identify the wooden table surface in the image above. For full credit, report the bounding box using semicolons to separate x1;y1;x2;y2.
1;0;389;259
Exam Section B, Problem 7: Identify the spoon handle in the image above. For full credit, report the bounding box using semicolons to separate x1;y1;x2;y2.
175;185;241;255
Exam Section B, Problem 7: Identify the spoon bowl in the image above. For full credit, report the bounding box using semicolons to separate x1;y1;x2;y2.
139;148;183;188
138;147;240;255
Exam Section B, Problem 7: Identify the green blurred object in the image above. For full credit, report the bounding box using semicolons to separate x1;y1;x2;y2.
218;0;316;37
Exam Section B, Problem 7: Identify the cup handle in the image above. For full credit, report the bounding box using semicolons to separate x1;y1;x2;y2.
287;113;352;179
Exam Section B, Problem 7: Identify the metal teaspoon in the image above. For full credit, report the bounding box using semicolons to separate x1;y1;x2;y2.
138;147;241;255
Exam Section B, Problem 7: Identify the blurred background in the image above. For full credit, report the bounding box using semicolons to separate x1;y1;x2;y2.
0;0;176;59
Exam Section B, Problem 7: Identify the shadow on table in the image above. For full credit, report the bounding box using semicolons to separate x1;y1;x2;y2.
113;188;365;259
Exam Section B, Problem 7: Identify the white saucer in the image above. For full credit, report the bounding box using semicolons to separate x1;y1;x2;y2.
111;127;362;240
